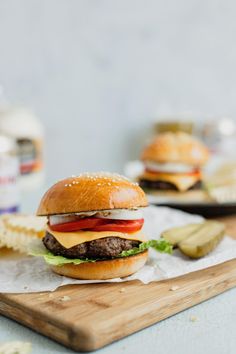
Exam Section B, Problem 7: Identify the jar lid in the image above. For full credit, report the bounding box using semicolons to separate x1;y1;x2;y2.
0;106;43;138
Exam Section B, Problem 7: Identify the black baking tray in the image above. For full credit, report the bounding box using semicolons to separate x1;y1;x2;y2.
153;202;236;218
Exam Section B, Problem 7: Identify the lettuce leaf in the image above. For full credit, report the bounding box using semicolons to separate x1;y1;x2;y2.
31;238;172;266
43;252;97;266
31;249;97;266
119;239;172;257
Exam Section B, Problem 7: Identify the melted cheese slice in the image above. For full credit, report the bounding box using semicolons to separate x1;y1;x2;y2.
47;227;146;249
141;171;201;192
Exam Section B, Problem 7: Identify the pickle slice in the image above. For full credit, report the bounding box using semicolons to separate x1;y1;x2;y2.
162;223;203;246
179;221;225;259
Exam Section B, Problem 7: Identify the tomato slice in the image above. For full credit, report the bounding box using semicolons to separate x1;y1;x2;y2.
49;218;144;233
49;218;107;232
90;219;144;233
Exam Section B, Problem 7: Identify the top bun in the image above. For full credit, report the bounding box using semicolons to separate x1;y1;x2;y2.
37;172;148;216
141;132;209;166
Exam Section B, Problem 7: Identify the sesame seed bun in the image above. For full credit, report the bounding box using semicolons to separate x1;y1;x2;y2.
37;172;148;216
141;132;209;166
51;251;148;280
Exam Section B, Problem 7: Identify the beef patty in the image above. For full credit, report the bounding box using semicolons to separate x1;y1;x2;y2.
43;232;140;259
139;179;202;191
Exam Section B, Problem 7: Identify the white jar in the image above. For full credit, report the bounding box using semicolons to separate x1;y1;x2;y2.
0;135;20;213
0;106;44;191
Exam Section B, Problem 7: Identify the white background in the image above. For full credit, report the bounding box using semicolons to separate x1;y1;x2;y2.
0;0;236;182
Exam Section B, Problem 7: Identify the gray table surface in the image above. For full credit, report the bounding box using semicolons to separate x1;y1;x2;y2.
1;188;235;354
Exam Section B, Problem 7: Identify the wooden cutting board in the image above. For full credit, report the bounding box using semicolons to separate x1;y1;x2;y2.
0;215;236;352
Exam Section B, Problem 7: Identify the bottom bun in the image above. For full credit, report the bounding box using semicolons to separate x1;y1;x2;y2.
51;251;148;280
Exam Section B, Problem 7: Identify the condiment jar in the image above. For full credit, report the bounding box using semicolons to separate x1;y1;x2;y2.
0;135;20;213
0;106;44;190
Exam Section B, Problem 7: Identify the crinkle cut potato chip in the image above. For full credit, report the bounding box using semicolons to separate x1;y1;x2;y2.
0;214;47;254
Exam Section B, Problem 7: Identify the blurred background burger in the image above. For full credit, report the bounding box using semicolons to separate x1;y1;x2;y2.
139;132;210;202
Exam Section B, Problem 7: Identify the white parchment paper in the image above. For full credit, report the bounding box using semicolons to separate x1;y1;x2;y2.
0;206;236;293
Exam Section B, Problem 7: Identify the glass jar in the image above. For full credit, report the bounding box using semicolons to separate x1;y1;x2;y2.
0;135;20;214
154;119;194;134
0;106;45;191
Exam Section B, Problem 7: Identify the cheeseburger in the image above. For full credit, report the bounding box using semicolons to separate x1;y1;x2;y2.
36;173;171;280
139;132;209;200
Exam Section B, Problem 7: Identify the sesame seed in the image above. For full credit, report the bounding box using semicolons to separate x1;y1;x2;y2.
64;172;133;184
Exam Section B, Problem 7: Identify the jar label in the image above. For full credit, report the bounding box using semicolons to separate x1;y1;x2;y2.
17;138;43;175
0;155;19;211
